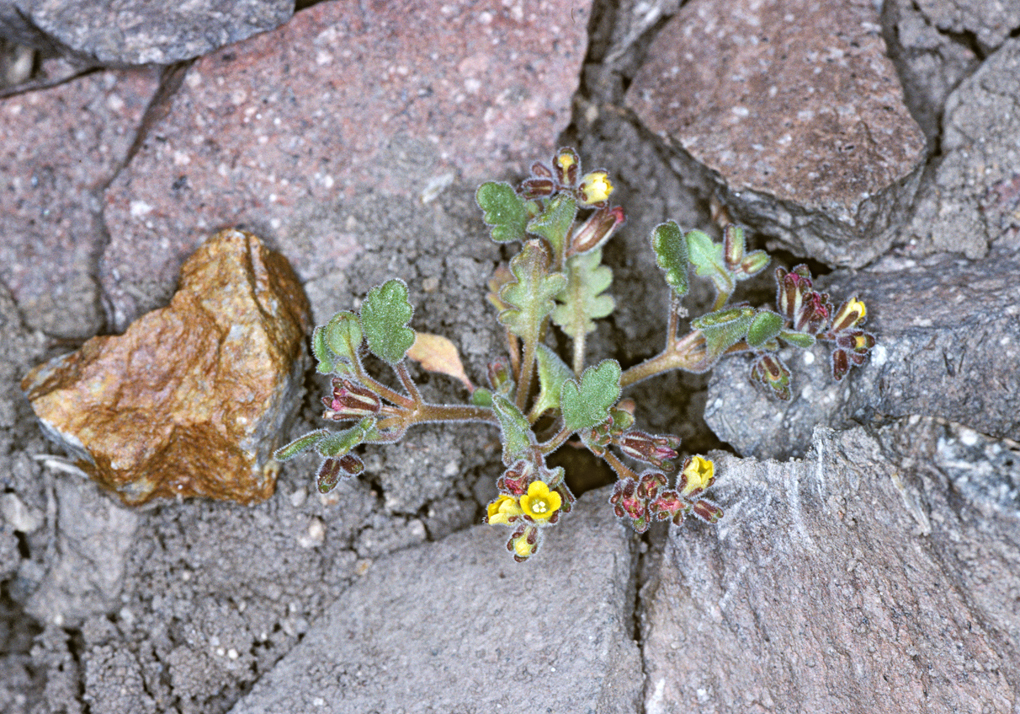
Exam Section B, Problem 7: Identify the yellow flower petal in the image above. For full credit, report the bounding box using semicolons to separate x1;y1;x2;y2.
680;456;715;498
520;481;562;521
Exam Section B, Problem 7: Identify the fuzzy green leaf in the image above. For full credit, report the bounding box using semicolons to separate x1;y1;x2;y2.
316;418;376;458
492;393;536;466
274;430;329;461
780;329;816;348
692;306;756;357
551;247;615;342
651;221;689;296
311;326;337;374
476;182;529;243
687;229;734;295
470;387;494;407
561;359;622;432
532;344;574;417
360;279;416;365
323;311;362;360
746;310;784;348
527;193;577;259
498;240;568;340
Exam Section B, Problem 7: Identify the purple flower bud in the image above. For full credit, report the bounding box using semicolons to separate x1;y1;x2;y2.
497;460;534;496
723;224;745;271
649;490;691;525
751;353;793;401
691;499;724;523
487;358;512;392
568;206;625;256
322;378;381;420
553;147;580;187
616;431;680;470
519;177;556;199
530;161;553;179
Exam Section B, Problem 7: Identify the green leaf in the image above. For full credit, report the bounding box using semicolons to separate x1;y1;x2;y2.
746;310;784;348
561;359;622;432
526;193;577;260
323;311;362;361
498;240;568;340
470;387;493;407
360;279;416;365
692;306;756;357
492;393;536;466
274;430;329;461
476;182;529;243
311;326;338;375
316;418;375;457
651;221;689;296
780;329;816;348
686;229;734;295
532;344;574;417
551;247;615;343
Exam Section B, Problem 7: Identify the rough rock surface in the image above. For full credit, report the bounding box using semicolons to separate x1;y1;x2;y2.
914;0;1020;52
0;0;293;65
101;0;592;331
641;424;1020;713
229;486;642;714
0;67;160;337
625;0;927;268
706;248;1020;459
902;38;1020;259
21;229;310;505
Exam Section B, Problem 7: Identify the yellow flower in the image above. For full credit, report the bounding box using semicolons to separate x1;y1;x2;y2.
577;170;613;206
679;455;715;498
832;297;867;332
486;494;523;526
555;149;577;174
519;481;562;521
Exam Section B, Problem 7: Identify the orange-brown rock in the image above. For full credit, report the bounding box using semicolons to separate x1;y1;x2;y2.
21;229;310;505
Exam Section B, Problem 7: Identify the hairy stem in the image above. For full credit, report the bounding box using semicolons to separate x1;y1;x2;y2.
602;450;638;481
538;426;572;455
571;330;586;376
516;332;537;412
395;362;423;407
355;364;415;410
619;330;707;388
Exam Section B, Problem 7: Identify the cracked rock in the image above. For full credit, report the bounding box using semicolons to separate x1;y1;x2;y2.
101;0;591;331
705;249;1020;459
902;37;1020;259
22;229;310;505
626;0;926;268
914;0;1020;53
229;486;642;714
0;67;160;338
0;0;293;65
641;424;1019;713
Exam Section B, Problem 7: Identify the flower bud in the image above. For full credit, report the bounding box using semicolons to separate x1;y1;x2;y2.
322;378;382;420
723;224;745;271
739;250;770;276
830;297;867;333
530;161;553;179
616;431;680;471
691;498;724;523
519;176;556;199
486;494;523;526
507;524;541;562
678;456;715;498
649;489;691;525
568;205;625;256
553;147;580;187
751;353;793;401
487;358;513;394
576;170;613;206
317;457;343;493
497;460;534;496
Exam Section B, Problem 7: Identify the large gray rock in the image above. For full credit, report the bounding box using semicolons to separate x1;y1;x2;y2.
0;0;293;65
641;424;1020;712
230;486;643;714
902;38;1020;259
626;0;926;268
705;248;1020;459
914;0;1020;52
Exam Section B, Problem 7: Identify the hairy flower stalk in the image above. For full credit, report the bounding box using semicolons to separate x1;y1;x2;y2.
275;147;876;561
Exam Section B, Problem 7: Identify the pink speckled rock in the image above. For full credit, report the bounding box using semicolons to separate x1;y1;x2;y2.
101;0;591;330
0;68;160;337
626;0;926;267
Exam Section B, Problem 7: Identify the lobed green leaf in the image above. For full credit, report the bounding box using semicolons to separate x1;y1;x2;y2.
551;247;615;343
561;359;622;432
686;229;734;296
526;193;577;260
476;182;529;243
692;307;756;358
360;279;416;365
531;344;574;417
498;240;567;340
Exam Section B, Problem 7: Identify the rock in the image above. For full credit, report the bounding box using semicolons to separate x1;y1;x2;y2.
881;0;979;144
902;38;1020;259
21;229;310;505
913;0;1020;53
705;248;1020;459
23;477;139;627
229;486;643;714
100;0;592;331
0;0;293;65
641;424;1020;712
0;67;160;338
625;0;927;268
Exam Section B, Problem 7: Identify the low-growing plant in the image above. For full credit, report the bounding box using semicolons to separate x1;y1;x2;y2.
275;148;875;561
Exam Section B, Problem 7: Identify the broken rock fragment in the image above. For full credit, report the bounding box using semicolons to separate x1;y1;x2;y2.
21;229;310;505
626;0;927;267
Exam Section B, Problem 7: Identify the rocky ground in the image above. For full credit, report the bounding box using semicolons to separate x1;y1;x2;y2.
1;0;1019;712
